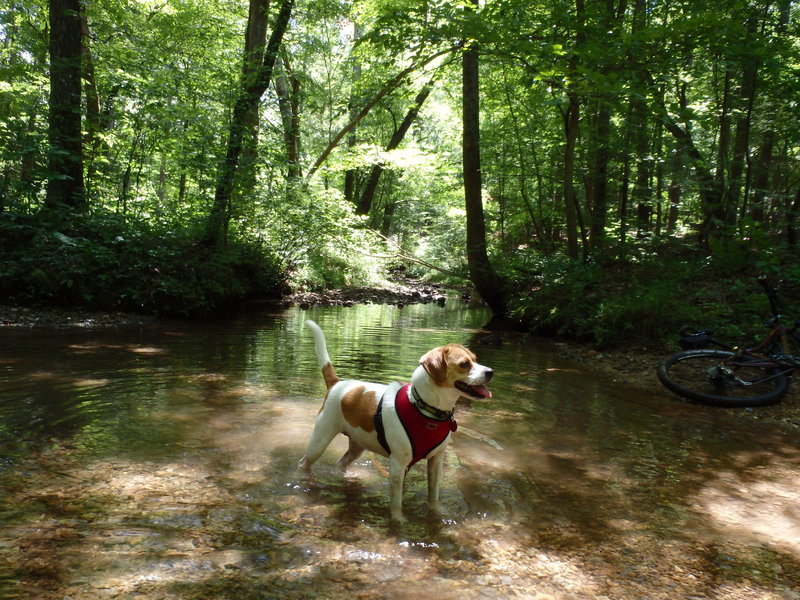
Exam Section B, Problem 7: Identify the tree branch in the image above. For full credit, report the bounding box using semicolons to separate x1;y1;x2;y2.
305;46;458;180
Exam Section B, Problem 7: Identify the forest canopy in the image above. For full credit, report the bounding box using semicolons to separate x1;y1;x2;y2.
1;0;800;344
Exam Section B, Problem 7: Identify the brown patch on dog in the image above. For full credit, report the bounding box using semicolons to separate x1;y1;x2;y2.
420;344;477;387
420;347;448;385
340;386;377;431
322;362;339;390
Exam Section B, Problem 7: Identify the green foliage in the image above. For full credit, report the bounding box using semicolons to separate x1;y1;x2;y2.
505;238;800;349
0;212;287;317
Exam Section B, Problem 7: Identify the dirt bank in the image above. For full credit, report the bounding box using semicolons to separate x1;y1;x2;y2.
555;339;800;429
0;305;158;329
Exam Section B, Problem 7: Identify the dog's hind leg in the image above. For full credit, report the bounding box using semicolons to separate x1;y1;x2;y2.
298;422;339;474
336;438;366;472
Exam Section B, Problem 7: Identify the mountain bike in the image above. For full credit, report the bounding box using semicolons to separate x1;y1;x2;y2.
656;278;800;407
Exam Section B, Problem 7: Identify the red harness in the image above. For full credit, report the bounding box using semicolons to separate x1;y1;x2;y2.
376;383;457;467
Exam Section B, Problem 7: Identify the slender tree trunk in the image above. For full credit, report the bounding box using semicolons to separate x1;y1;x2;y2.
647;72;722;244
19;98;41;205
562;0;585;259
562;90;581;259
750;0;789;224
629;0;652;237
45;0;85;213
205;0;293;246
725;16;759;226
715;66;732;196
356;78;434;215
80;9;101;198
344;24;363;204
306;46;455;180
462;21;506;315
589;99;610;253
619;144;630;247
274;53;302;180
787;188;800;247
500;65;545;245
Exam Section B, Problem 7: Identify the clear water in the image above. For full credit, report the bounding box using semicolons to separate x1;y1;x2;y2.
1;300;798;599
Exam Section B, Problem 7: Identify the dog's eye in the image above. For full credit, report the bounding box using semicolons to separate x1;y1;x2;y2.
459;360;470;369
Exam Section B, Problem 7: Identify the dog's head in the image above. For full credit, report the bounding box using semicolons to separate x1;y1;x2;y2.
419;344;493;399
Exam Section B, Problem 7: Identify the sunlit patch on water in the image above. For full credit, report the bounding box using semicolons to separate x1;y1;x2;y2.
697;465;800;554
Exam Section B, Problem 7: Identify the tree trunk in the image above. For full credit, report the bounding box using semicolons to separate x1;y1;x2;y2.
80;8;101;198
562;90;581;259
45;0;85;213
629;0;652;237
749;0;790;224
238;0;270;200
725;16;759;226
715;66;732;195
787;188;800;247
205;0;293;246
19;98;41;205
356;78;433;215
589;99;610;253
274;53;302;180
647;72;722;244
344;23;363;204
462;26;506;316
562;0;585;259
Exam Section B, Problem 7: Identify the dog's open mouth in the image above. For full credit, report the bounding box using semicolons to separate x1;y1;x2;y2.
455;380;492;399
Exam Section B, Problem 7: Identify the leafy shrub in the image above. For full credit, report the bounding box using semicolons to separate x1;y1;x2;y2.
504;240;800;349
0;211;288;317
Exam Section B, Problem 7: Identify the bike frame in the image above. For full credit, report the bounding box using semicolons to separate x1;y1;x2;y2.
711;281;800;380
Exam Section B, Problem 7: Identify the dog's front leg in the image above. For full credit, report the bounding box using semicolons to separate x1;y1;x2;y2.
388;457;408;522
426;450;446;513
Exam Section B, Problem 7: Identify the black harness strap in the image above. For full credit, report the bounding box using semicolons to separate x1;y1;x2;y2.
374;395;391;455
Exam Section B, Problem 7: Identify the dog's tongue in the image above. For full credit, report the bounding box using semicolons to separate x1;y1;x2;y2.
472;385;492;399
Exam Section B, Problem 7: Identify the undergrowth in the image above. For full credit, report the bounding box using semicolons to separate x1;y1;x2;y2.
0;211;288;317
503;239;800;349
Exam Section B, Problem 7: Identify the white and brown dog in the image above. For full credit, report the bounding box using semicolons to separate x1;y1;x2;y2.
299;320;493;521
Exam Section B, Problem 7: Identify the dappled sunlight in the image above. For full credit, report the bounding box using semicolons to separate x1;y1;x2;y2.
697;465;800;555
72;378;112;387
66;342;167;355
712;584;793;600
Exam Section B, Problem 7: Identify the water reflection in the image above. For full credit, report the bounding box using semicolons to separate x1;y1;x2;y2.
1;300;799;599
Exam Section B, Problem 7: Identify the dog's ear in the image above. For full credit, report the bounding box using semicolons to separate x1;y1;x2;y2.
420;346;449;385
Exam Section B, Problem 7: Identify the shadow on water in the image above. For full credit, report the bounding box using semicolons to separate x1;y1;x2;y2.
1;299;800;599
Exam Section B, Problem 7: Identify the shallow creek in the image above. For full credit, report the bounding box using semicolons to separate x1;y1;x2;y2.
1;301;799;599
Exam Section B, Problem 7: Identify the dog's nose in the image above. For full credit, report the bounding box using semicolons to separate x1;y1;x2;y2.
484;368;494;382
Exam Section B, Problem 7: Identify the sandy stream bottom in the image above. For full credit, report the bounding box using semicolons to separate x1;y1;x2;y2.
2;386;799;600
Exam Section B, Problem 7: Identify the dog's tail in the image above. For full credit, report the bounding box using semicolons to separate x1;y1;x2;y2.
305;320;340;390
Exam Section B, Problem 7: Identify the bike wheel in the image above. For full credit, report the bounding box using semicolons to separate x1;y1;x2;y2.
656;349;789;407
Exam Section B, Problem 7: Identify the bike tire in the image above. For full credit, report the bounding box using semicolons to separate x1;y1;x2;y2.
656;349;789;407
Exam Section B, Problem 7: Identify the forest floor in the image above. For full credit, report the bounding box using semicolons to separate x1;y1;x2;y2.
2;276;799;430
